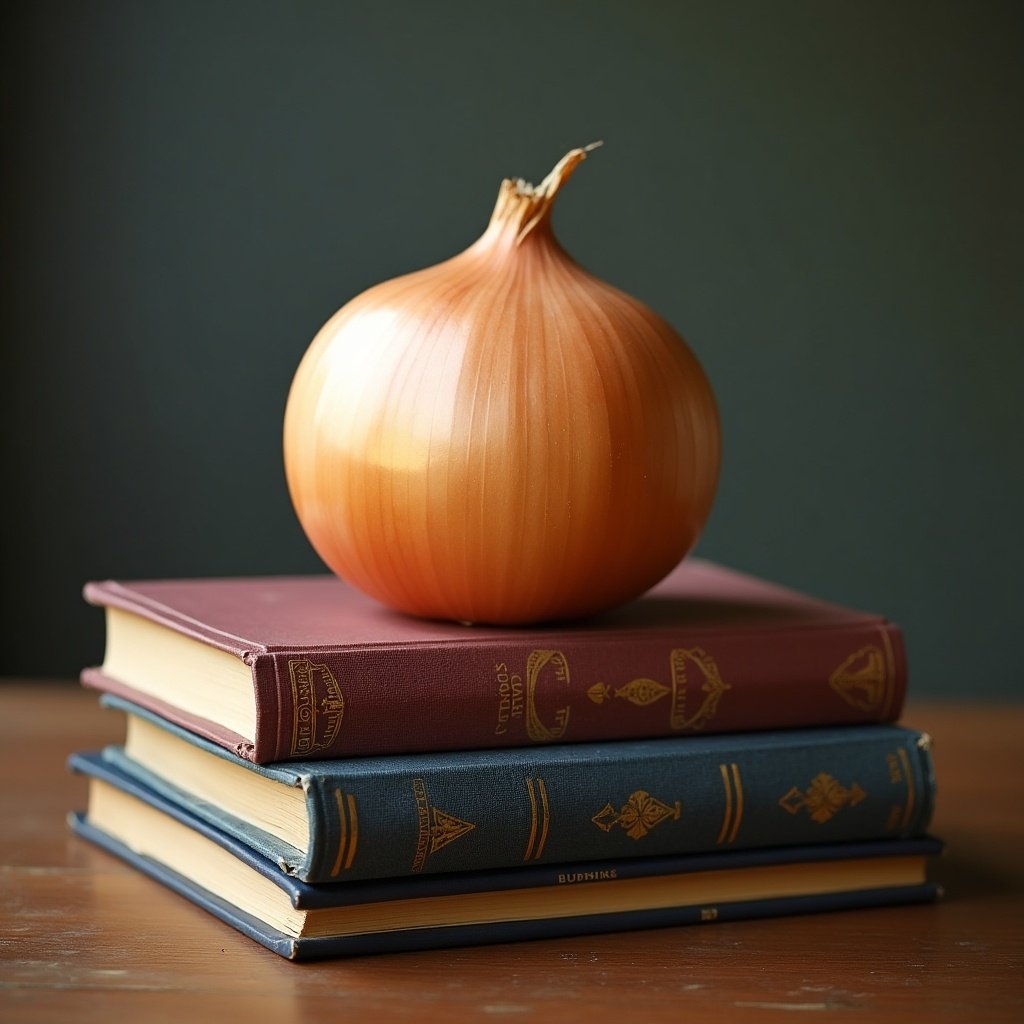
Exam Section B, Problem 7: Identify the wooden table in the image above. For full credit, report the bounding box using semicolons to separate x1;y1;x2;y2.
2;682;1022;1022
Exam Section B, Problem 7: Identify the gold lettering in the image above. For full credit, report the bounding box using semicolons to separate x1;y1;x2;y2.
494;664;526;735
510;673;523;718
287;658;345;756
411;779;431;872
557;869;619;885
290;662;315;755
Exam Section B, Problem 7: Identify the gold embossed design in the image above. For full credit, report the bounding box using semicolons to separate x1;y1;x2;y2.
615;677;671;706
287;658;345;757
592;790;682;839
523;777;551;861
829;645;889;712
778;772;867;823
330;789;359;876
411;779;476;872
716;763;744;845
525;650;571;741
589;650;731;726
668;648;731;731
430;808;476;852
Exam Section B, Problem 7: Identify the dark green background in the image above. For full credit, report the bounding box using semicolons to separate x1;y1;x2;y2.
3;2;1021;696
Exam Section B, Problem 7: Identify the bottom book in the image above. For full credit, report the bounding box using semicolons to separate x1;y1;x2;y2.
69;752;942;960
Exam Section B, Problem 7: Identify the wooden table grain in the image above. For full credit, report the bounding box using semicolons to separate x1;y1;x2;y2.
1;682;1022;1023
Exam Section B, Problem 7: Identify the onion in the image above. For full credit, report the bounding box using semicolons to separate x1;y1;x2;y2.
284;146;720;624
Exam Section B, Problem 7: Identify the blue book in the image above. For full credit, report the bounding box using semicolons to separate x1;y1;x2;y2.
69;752;942;960
94;695;935;884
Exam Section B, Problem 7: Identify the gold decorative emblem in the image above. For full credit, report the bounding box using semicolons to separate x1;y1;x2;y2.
829;645;887;712
525;650;572;741
669;648;731;731
587;678;670;706
411;779;476;871
586;649;730;730
287;658;345;756
430;808;476;851
615;677;671;706
778;772;867;823
592;790;681;839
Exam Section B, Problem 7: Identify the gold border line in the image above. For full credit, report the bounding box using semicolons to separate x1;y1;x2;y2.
717;763;734;844
535;779;550;859
344;793;359;870
896;747;915;829
524;778;539;861
728;763;744;843
332;788;349;877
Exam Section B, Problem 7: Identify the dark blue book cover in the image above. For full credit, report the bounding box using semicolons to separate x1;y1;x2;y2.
97;696;936;884
69;752;942;961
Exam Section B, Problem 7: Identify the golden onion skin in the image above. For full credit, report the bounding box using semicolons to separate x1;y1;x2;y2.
284;148;720;624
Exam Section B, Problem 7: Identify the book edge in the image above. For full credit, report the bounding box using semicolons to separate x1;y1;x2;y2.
68;810;940;962
81;564;896;657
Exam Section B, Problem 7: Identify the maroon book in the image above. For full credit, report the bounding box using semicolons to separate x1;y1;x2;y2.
81;559;906;763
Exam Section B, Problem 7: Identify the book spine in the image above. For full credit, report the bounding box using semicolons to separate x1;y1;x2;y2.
295;836;944;908
289;884;940;960
297;727;933;883
251;622;906;761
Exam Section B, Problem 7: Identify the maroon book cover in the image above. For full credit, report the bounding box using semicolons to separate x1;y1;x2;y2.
81;559;906;763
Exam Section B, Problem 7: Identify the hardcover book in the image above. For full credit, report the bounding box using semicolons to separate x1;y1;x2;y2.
82;559;906;763
97;696;935;884
69;752;942;961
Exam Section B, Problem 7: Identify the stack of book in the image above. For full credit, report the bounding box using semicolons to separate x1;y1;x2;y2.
69;558;940;959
